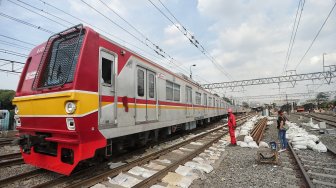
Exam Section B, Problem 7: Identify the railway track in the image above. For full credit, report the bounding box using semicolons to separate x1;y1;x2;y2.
0;153;23;168
250;117;268;144
295;113;336;128
30;115;252;188
0;169;45;187
288;143;336;188
0;138;14;147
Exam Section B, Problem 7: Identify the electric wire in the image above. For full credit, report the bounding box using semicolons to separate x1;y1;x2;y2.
295;0;336;70
0;49;28;57
0;34;36;46
82;0;193;76
97;0;196;75
283;0;305;74
15;0;73;26
36;0;165;64
0;40;31;50
0;12;54;34
7;0;68;28
148;0;233;81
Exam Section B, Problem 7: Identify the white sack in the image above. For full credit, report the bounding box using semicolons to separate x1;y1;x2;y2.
237;141;242;146
307;135;319;142
248;141;259;148
306;140;317;150
184;161;213;173
259;141;270;148
292;141;308;146
108;173;141;188
293;145;307;150
313;142;327;153
292;136;306;142
240;142;249;148
244;136;254;143
239;130;249;136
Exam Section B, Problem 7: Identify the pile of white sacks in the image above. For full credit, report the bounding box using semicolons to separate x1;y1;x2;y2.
286;121;327;152
235;116;271;149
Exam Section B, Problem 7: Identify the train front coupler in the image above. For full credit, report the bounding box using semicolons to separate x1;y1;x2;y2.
18;134;48;154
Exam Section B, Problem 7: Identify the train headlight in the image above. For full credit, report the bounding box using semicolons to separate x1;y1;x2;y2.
15;106;19;115
65;102;76;114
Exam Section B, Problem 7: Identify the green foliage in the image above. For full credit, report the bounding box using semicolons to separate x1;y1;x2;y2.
242;102;249;108
0;90;15;110
303;103;315;111
316;92;329;108
222;96;232;105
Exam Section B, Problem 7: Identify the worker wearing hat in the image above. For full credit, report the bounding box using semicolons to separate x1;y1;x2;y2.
227;108;237;145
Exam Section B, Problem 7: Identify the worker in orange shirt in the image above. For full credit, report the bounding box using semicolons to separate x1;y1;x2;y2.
227;108;237;145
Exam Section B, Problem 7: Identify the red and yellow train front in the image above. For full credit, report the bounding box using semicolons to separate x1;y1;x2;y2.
12;25;106;175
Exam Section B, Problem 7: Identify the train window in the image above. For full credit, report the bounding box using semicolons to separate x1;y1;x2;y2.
166;81;173;100
102;58;112;85
185;86;192;103
195;92;201;105
173;83;180;101
204;94;207;106
148;73;155;98
138;69;144;97
38;31;85;88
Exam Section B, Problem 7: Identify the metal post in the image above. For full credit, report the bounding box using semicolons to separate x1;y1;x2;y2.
323;53;327;72
189;64;196;79
286;94;289;114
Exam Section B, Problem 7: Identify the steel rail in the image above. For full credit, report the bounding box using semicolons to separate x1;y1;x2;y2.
0;158;24;168
0;153;21;161
0;140;13;147
64;116;251;188
134;128;226;187
0;169;44;187
250;118;267;144
288;143;314;188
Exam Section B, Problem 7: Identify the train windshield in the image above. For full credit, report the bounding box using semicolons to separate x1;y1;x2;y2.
34;25;85;89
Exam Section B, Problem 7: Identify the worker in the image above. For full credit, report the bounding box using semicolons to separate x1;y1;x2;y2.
227;108;237;145
277;110;288;152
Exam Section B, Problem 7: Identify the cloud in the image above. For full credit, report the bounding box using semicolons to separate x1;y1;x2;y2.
163;24;189;46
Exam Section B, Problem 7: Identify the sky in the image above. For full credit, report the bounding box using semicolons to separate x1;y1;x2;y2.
0;0;335;105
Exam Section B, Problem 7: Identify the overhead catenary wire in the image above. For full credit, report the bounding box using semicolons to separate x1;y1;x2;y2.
0;49;28;57
0;12;54;34
0;34;36;46
16;0;73;26
0;40;31;50
282;0;305;74
295;0;336;70
36;0;166;64
81;0;194;76
7;0;68;28
148;0;233;81
96;0;195;75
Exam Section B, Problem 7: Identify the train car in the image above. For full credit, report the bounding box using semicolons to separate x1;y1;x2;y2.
13;24;240;175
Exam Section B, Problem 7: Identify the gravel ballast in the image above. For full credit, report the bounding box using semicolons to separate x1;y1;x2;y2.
191;115;303;188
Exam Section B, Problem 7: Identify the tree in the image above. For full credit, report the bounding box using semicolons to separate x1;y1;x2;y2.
222;96;232;105
303;103;315;111
316;92;329;108
0;90;15;110
242;102;249;108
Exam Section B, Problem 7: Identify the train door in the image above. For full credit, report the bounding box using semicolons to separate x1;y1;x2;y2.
136;66;157;123
146;70;157;121
99;50;116;127
185;86;192;117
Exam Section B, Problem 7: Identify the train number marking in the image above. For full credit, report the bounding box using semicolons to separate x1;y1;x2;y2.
25;71;37;80
157;73;165;79
36;47;45;54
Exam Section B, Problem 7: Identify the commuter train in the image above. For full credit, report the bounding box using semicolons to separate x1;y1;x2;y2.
13;24;245;175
